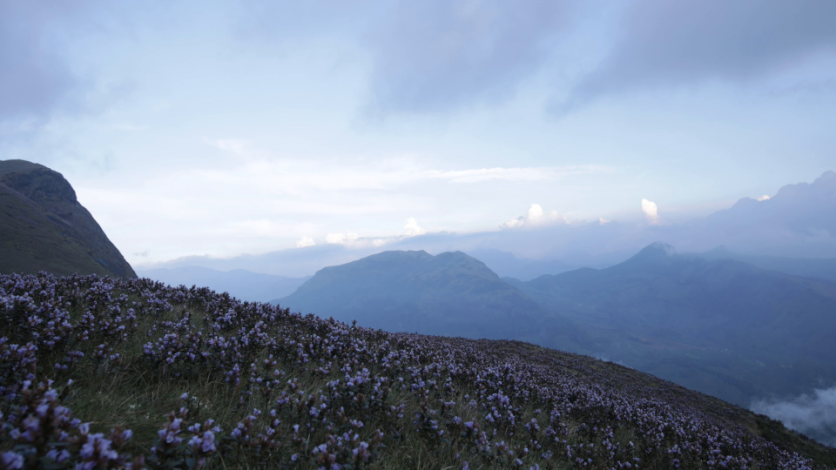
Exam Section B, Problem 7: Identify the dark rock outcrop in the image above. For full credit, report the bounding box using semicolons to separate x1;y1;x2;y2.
0;159;136;278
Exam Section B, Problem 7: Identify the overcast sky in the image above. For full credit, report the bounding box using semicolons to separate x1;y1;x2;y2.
2;0;835;265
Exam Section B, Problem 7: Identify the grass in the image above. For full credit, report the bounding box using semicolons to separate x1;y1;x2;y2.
1;273;835;469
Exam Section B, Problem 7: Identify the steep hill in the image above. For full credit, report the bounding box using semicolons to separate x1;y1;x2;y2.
278;250;583;347
0;159;135;278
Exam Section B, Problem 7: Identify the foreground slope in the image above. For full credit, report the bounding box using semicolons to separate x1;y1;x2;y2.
517;242;836;404
1;272;834;469
0;159;136;278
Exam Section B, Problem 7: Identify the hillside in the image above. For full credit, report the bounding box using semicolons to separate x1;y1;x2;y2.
466;248;579;281
517;242;836;405
137;266;309;303
0;159;135;278
700;246;836;281
1;272;834;469
275;245;836;411
278;251;564;341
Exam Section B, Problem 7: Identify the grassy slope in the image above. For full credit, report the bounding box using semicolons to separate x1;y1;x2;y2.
0;184;114;277
2;273;834;469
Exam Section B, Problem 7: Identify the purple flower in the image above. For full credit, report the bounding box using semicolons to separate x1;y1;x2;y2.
1;452;23;470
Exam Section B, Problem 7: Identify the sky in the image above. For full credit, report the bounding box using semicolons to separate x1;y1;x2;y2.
2;0;835;266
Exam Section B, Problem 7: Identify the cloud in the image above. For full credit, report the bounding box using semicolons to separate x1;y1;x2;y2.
363;0;577;115
326;232;360;245
404;217;426;237
296;236;316;248
0;3;84;122
527;204;544;220
0;1;131;126
428;165;609;184
751;386;836;446
757;195;771;201
563;0;836;110
641;199;659;224
208;139;249;156
501;203;565;229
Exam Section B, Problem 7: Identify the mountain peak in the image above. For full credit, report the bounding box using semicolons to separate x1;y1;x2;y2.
0;159;78;205
635;242;676;258
813;170;836;188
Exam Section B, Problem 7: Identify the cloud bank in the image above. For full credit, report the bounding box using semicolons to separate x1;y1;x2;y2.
563;0;836;109
751;386;836;446
364;0;577;115
0;2;84;123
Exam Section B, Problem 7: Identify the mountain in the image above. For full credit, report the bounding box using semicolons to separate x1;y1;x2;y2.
673;170;836;257
0;160;135;278
466;248;580;281
277;250;585;347
137;266;309;303
277;244;836;412
700;246;836;281
137;243;372;277
707;170;836;239
517;242;836;405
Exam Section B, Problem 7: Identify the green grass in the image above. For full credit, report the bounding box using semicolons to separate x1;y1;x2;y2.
3;275;835;469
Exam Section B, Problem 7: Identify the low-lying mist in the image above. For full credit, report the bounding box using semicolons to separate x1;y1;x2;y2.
751;386;836;447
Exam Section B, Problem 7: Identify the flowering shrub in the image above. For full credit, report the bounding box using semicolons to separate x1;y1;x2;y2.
0;272;831;469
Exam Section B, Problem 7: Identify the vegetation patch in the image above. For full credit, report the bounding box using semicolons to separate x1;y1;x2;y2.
1;273;833;469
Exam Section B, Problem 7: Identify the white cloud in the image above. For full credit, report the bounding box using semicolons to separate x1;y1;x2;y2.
208;139;249;156
527;203;544;221
751;386;836;446
641;198;659;224
427;165;609;184
227;219;303;237
111;123;148;132
296;236;316;248
757;195;771;201
76;153;615;264
501;204;565;229
501;216;526;229
325;232;359;245
404;217;426;237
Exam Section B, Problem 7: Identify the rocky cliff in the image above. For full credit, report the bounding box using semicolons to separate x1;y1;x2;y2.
0;159;136;278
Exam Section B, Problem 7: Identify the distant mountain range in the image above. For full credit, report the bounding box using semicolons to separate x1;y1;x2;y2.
699;246;836;281
0;159;135;278
465;248;583;280
277;244;836;410
515;242;836;404
139;170;836;279
137;266;309;303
